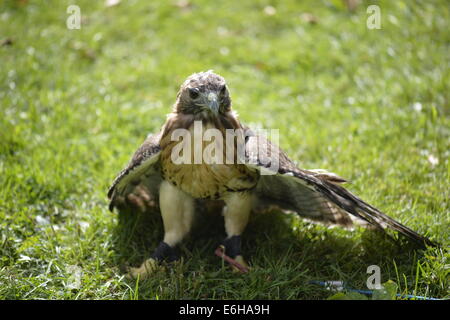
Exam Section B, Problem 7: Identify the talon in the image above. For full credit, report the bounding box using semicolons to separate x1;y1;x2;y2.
215;235;249;273
232;255;249;273
214;246;249;273
127;258;161;280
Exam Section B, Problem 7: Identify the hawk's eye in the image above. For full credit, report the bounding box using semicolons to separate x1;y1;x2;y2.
188;88;199;99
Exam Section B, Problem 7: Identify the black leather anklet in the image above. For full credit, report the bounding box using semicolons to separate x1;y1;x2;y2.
221;235;242;258
150;241;179;262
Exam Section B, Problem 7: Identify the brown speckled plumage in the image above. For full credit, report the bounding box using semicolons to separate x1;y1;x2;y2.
108;70;435;265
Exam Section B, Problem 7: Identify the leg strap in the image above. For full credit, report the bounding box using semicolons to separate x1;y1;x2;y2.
150;241;179;262
221;235;242;258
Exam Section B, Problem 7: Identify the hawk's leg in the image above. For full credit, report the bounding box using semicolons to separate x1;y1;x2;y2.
221;192;252;271
129;180;195;280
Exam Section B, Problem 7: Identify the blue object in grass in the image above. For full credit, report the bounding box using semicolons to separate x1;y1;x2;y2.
309;280;441;300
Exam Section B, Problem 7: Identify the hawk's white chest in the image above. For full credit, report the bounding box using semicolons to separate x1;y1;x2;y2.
160;122;258;199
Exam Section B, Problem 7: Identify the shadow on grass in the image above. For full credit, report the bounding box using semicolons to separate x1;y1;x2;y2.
110;202;426;299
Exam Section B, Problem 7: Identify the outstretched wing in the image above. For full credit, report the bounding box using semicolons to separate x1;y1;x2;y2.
108;131;163;212
244;128;435;247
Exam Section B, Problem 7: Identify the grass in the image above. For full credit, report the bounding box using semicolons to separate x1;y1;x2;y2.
0;0;448;300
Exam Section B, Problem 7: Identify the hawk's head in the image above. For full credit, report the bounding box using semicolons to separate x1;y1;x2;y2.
175;71;231;117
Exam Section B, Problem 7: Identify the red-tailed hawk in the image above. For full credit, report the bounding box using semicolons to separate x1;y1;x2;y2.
108;71;434;279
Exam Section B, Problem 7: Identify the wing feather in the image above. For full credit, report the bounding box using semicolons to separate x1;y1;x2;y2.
244;128;435;247
107;131;163;211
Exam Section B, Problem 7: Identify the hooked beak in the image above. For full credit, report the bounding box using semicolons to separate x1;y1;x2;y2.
206;92;219;114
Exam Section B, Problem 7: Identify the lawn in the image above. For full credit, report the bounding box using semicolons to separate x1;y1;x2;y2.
0;0;448;300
